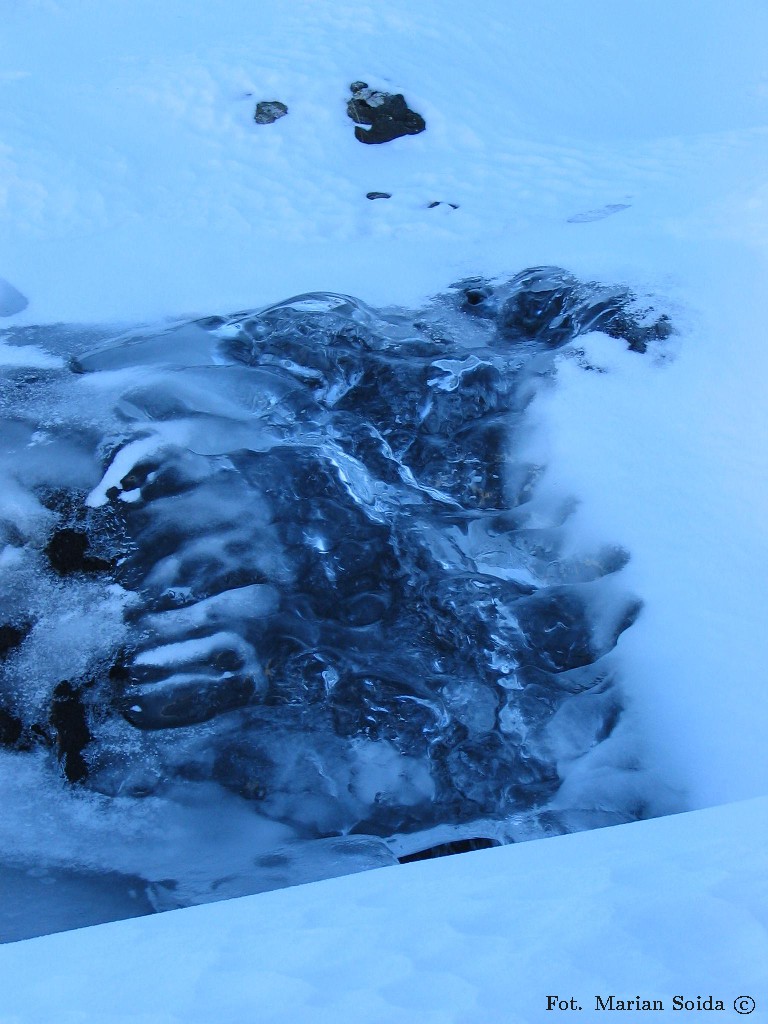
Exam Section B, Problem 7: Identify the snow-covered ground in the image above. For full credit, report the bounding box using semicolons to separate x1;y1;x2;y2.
0;797;766;1023
3;0;768;324
1;0;767;1015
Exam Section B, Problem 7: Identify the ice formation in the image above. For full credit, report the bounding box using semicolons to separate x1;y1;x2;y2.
0;268;673;932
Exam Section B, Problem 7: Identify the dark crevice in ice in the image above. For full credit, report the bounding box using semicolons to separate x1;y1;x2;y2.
398;836;500;864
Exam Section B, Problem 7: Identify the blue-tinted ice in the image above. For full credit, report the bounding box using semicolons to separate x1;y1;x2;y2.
0;269;672;933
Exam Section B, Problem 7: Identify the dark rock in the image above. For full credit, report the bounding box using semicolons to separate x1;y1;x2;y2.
443;734;558;809
464;290;495;316
45;528;112;576
366;192;392;200
0;622;29;659
347;84;426;145
427;201;459;209
0;706;23;747
455;278;498;319
254;100;288;125
50;681;92;783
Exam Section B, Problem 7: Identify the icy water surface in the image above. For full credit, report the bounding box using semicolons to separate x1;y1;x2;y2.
0;268;672;937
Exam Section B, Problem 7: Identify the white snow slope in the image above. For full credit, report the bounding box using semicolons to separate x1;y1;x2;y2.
0;797;766;1024
1;0;767;1016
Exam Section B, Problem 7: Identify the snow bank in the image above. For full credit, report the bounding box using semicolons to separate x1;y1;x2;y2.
524;251;768;810
0;797;765;1023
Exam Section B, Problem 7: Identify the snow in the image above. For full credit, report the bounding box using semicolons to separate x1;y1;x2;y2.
524;260;768;809
0;342;62;368
0;798;765;1023
3;0;768;323
1;0;767;1013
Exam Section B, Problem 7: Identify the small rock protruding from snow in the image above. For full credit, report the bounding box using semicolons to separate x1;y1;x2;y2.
347;82;426;145
366;191;392;200
253;100;288;124
0;623;29;661
0;277;28;317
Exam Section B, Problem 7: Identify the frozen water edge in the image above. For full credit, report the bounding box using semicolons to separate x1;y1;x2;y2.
0;271;681;939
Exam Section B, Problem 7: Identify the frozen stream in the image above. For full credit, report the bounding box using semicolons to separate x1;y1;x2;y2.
0;268;673;938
